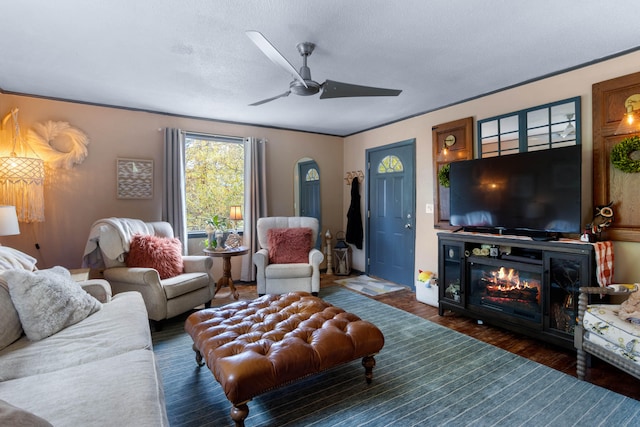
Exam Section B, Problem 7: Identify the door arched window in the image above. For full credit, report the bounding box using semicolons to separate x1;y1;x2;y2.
305;168;319;181
377;155;404;173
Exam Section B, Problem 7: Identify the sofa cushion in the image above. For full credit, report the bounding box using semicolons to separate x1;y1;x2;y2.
161;272;211;299
0;400;52;427
126;234;184;279
0;279;22;351
265;263;313;279
1;266;102;341
0;350;168;427
267;227;312;264
0;292;151;381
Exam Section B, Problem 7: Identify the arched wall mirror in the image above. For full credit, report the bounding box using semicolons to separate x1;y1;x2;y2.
294;157;321;249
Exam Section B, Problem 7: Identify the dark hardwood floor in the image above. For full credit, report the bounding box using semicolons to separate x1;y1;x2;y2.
324;274;640;401
223;275;640;401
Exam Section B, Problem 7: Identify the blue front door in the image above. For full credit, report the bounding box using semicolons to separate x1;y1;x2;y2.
367;140;416;288
298;160;321;249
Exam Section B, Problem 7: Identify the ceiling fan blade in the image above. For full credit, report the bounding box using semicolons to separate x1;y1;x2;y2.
320;80;402;99
249;91;291;106
246;31;308;89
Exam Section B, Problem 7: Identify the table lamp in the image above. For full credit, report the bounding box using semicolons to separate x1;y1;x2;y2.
229;205;242;232
0;205;20;236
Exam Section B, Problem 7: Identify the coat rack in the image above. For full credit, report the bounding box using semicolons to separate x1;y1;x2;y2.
344;170;364;185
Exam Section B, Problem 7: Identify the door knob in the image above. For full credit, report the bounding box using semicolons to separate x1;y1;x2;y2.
405;223;412;229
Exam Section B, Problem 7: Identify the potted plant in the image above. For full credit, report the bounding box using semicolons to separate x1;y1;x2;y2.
205;215;229;250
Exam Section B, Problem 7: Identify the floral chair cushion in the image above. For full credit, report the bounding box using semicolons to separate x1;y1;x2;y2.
583;303;640;363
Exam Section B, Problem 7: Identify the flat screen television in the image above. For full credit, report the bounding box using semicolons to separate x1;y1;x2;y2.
449;145;582;237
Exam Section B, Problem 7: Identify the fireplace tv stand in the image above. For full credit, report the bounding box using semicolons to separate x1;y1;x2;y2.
437;231;596;349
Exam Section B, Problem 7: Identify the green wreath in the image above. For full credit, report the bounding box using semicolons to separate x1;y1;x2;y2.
438;163;451;188
611;136;640;173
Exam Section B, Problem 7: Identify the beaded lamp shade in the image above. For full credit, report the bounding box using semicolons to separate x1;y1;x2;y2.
0;109;45;223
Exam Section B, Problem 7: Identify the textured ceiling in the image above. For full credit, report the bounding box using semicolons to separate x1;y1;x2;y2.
1;0;639;136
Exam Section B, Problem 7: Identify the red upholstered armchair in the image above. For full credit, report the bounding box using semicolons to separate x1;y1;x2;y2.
253;217;324;296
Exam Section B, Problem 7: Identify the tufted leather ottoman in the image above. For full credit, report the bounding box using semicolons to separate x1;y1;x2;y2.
185;292;384;426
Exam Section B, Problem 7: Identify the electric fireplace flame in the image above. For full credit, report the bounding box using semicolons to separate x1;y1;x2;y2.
481;267;540;303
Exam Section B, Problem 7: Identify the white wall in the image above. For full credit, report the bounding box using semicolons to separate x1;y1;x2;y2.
343;50;640;284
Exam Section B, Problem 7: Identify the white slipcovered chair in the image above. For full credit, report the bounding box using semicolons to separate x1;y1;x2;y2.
82;218;214;323
253;216;324;296
575;285;640;382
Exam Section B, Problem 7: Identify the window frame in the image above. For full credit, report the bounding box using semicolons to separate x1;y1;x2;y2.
184;132;245;238
477;97;581;158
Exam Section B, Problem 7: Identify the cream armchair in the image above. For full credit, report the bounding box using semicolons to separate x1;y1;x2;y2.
82;218;214;323
253;216;324;296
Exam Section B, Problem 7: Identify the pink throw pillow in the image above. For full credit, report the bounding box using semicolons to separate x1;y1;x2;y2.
126;234;184;279
268;227;312;264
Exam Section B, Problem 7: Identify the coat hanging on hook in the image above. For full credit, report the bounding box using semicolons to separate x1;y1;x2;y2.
346;176;363;249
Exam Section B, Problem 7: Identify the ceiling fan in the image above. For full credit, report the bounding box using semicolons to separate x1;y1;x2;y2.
246;31;402;106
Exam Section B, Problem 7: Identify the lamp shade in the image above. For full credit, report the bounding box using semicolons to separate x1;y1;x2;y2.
0;205;20;236
615;109;640;135
229;205;243;221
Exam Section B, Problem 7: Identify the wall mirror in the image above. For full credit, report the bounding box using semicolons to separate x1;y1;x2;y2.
294;157;321;248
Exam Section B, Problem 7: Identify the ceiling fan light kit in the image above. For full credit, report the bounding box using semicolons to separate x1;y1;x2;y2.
246;31;402;106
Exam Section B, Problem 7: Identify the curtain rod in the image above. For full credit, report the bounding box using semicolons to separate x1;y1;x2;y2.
158;128;267;143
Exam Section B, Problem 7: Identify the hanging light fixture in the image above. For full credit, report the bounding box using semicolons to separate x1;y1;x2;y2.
437;134;457;162
615;94;640;135
0;108;45;223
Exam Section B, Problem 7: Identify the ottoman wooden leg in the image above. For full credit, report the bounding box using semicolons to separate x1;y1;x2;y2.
192;344;205;367
230;401;249;427
362;355;376;384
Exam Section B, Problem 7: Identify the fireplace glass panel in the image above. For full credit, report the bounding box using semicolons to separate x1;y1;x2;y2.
468;260;542;323
441;243;462;303
547;256;582;335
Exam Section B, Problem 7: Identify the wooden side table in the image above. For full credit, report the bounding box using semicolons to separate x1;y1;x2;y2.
204;246;249;300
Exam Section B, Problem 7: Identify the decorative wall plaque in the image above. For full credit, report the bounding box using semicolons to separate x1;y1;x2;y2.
117;158;153;199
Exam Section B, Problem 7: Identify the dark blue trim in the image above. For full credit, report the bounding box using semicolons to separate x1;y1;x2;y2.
477;96;581;157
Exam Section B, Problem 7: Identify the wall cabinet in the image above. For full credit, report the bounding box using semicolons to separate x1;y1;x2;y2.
437;232;596;349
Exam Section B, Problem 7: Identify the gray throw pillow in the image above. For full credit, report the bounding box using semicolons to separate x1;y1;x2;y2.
2;266;102;341
0;278;23;350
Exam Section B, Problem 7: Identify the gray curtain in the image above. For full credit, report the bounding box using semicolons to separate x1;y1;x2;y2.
163;128;188;255
241;137;268;281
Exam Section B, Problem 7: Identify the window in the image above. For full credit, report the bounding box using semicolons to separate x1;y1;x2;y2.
305;167;319;182
184;133;244;234
377;155;404;173
477;97;581;158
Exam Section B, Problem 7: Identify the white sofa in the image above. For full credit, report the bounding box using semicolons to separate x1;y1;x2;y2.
0;259;168;426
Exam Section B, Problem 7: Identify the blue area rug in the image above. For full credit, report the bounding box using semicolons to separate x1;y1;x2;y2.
334;275;407;295
152;286;640;426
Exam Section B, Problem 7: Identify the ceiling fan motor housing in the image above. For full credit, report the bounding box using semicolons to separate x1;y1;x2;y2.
290;78;320;95
291;42;320;96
